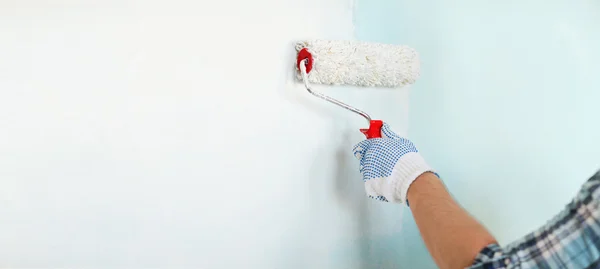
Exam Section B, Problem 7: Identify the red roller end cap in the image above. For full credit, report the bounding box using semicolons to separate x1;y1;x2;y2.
296;48;313;73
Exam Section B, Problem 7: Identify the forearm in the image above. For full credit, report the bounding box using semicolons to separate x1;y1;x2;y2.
407;172;497;269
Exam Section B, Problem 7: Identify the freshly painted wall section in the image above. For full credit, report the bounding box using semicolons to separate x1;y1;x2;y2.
0;1;411;268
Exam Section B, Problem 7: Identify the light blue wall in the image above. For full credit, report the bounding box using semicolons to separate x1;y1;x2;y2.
355;1;600;268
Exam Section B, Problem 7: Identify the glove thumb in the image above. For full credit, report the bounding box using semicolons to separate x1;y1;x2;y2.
352;139;373;160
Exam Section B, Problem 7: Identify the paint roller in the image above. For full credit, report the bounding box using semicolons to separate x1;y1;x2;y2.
295;40;420;139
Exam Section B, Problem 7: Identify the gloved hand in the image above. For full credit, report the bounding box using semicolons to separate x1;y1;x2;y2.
352;123;435;204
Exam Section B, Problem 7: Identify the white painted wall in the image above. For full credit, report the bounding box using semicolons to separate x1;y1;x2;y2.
0;1;411;268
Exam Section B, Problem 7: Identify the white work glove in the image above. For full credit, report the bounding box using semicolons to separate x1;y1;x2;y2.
352;123;435;204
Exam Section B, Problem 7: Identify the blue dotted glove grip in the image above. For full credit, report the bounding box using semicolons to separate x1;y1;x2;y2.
353;123;434;204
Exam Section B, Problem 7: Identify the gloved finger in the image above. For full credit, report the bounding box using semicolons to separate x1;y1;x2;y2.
381;122;403;140
352;139;372;160
368;195;389;202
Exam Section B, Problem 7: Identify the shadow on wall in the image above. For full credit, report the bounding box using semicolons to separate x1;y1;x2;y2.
276;43;376;268
333;130;370;269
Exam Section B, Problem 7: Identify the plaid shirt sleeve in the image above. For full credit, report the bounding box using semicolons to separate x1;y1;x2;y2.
467;170;600;269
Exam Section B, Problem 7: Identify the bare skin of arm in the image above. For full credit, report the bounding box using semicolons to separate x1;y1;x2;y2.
407;172;497;269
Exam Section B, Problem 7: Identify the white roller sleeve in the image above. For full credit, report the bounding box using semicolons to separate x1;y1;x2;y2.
295;40;420;88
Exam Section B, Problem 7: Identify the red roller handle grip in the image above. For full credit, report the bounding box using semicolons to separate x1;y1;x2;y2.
360;120;383;139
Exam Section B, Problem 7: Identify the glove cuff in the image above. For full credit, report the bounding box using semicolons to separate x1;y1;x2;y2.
386;152;434;204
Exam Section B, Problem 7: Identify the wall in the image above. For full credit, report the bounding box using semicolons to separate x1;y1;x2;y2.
355;0;600;268
0;1;413;268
